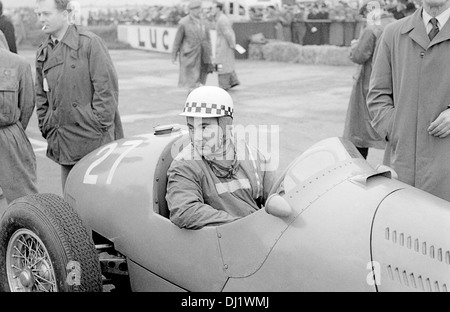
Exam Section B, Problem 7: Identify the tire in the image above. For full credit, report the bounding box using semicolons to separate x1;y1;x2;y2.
0;193;102;292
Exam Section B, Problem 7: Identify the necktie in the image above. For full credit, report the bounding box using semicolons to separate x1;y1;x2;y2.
429;18;439;41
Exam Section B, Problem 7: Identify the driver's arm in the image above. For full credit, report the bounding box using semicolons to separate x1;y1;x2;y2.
253;147;277;203
166;161;238;230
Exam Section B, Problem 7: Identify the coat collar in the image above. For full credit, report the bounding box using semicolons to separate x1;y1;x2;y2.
40;25;80;51
400;7;450;49
37;25;81;61
58;25;80;51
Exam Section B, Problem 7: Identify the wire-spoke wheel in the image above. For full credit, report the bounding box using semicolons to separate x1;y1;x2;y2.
0;194;102;292
6;229;58;292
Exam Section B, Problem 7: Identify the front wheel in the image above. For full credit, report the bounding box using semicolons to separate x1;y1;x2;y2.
0;193;102;292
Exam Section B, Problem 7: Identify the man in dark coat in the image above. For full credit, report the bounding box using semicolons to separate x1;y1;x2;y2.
172;0;213;93
0;45;38;203
0;1;17;53
35;0;124;190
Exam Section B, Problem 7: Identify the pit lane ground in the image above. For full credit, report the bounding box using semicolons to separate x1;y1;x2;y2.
18;48;384;196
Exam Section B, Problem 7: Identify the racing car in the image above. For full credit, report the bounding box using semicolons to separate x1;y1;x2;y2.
1;124;449;292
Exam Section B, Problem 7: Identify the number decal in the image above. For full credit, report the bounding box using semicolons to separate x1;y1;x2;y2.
83;143;117;185
83;140;143;185
106;140;143;185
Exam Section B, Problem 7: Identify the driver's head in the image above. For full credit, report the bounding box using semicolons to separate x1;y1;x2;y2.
180;86;234;157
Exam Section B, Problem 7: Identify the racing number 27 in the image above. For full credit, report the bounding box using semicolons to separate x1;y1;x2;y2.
83;140;143;185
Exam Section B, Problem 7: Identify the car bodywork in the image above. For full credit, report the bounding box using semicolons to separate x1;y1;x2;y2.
56;125;450;292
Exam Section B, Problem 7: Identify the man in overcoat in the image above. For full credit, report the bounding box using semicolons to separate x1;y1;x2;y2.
0;45;38;203
172;0;213;93
212;1;240;91
367;0;450;201
35;0;124;190
343;0;395;159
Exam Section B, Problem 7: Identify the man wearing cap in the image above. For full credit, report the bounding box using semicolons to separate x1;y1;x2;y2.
0;38;38;203
166;86;276;230
172;0;213;93
367;0;450;201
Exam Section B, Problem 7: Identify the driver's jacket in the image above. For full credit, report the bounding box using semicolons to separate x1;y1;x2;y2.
166;142;276;230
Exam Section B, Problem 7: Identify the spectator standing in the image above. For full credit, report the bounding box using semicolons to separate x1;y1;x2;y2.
317;4;330;45
304;5;323;45
265;5;286;41
367;0;450;201
343;0;395;159
281;5;294;42
0;44;38;203
35;0;124;190
292;4;307;45
212;2;240;91
0;1;17;53
12;11;26;47
172;0;213;93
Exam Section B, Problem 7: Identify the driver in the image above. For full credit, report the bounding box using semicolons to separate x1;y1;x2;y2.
166;86;276;229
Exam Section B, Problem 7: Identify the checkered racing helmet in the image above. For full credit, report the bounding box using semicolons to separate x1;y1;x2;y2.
180;86;234;118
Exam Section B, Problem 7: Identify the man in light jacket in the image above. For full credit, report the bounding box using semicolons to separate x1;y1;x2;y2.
212;1;240;91
367;0;450;201
35;0;124;190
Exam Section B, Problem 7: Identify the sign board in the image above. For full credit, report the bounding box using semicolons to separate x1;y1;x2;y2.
118;25;217;57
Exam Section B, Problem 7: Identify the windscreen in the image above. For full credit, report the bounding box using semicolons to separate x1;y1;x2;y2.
283;137;361;193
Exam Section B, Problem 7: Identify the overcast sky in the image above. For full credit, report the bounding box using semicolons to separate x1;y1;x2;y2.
1;0;181;9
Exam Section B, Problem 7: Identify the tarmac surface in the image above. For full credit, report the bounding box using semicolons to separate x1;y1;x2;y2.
18;47;384;196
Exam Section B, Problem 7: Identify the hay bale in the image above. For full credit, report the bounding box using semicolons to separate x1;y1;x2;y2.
297;45;319;64
262;41;299;63
249;40;354;66
313;45;354;66
248;43;265;60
